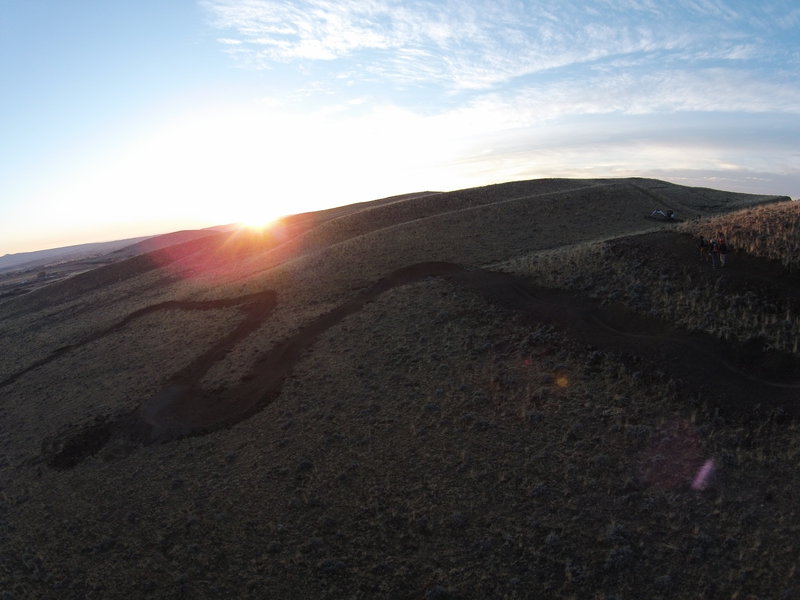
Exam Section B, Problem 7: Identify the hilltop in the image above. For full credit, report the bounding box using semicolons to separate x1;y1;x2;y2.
1;177;798;599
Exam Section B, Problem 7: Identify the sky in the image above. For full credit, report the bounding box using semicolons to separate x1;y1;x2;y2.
1;0;798;255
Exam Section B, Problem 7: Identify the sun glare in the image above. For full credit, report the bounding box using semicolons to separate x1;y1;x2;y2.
239;216;278;232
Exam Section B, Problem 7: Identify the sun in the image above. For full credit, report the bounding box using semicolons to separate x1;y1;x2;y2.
238;214;280;232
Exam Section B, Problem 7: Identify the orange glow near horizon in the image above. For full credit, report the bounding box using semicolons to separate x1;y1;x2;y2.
237;215;282;233
136;215;299;287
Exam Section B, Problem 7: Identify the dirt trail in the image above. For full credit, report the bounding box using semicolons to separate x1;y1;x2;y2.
0;292;276;391
37;257;800;470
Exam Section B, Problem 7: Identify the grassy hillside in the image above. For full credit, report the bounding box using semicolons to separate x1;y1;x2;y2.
500;200;800;354
1;178;797;599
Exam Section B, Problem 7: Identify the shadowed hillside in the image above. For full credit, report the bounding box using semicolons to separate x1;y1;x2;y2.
1;178;798;599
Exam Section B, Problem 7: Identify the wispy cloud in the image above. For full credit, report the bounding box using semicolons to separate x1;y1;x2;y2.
775;7;800;29
441;67;800;138
202;0;797;91
192;0;800;200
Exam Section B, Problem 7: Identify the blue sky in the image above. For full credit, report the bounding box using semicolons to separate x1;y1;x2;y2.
1;0;798;254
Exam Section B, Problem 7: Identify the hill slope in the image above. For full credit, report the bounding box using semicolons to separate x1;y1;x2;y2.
0;178;797;599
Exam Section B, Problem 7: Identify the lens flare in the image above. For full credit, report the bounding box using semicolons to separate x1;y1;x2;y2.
638;419;706;490
691;459;716;491
554;367;570;388
139;217;295;285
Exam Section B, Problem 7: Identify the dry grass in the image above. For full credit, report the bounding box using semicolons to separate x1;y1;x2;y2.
11;275;788;599
191;179;689;387
679;200;800;270
1;305;243;465
1;178;797;599
205;177;734;286
500;202;800;355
